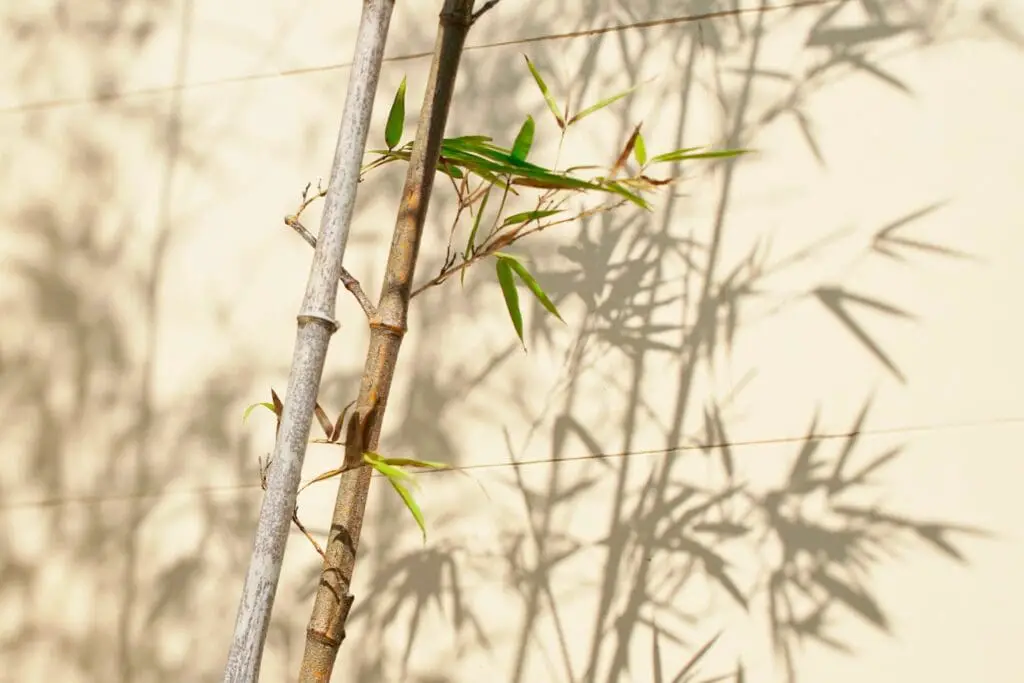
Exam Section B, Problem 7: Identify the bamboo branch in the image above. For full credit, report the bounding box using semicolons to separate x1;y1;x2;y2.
409;197;629;298
285;215;377;318
296;1;476;680
221;2;396;682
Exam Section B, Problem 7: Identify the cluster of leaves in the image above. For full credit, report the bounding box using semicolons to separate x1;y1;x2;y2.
307;55;746;348
244;390;448;542
249;54;745;541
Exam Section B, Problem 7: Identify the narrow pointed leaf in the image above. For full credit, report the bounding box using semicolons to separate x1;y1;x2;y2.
437;161;464;179
511;115;535;162
299;466;350;493
567;82;643;125
600;179;652;210
385;76;407;150
331;400;354;443
363;451;417;486
500;209;561;228
364;452;427;541
242;402;276;423
313;402;333;439
634;131;647;166
467;187;491;255
649;148;749;164
497;253;563;322
496;258;524;346
270;388;284;433
610;124;641;178
270;389;284;415
380;457;451;470
463;187;492;286
388;477;428;543
447;135;494;144
523;55;565;128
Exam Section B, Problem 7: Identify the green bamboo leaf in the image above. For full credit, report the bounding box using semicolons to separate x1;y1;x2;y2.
363;452;427;541
465;187;491;256
511;115;535;163
363;451;416;485
567;82;643;125
384;76;407;150
648;147;749;164
443;138;545;172
438;146;518;177
367;142;414;157
496;253;563;322
391;478;427;542
634;131;647;166
446;135;494;144
463;187;492;287
380;457;450;470
500;209;561;228
496;257;524;346
510;175;595;191
600;179;652;210
523;55;565;129
437;161;464;179
242;402;276;423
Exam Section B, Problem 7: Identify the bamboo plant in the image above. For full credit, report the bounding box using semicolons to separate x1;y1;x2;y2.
231;0;746;680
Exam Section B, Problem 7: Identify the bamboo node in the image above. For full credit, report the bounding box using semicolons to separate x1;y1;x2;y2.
297;311;340;334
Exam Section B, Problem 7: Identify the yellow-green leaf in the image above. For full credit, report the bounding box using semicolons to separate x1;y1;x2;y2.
363;451;416;486
511;115;535;163
567;82;643;126
496;257;524;346
364;452;427;542
523;55;565;129
500;209;561;228
388;477;427;543
385;76;407;150
379;457;450;470
600;179;652;210
466;187;491;256
649;147;749;164
463;187;492;287
634;131;647;166
497;252;563;322
242;402;276;423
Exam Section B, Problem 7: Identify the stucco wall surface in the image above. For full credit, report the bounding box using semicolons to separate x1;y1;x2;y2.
1;1;1023;682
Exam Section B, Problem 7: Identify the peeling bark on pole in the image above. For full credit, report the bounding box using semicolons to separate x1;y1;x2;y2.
297;1;477;680
221;2;396;682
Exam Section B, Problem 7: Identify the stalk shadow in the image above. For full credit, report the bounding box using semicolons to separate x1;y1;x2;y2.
0;2;346;680
334;2;990;683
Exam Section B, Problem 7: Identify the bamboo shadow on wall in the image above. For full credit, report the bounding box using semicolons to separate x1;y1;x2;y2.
281;1;986;682
500;2;985;683
0;2;304;681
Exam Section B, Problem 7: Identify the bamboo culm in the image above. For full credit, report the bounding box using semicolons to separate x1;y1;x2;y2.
297;1;477;680
221;2;396;682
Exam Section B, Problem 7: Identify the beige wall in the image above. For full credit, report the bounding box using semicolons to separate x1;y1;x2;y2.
3;1;1023;681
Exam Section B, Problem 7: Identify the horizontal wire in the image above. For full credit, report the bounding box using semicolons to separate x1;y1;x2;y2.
2;414;1021;512
0;0;836;114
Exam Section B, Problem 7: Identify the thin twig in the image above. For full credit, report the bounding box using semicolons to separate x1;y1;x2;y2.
410;197;628;298
470;0;503;24
259;456;326;560
284;215;377;318
291;508;327;560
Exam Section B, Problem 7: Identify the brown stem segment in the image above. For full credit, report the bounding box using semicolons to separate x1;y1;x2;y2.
296;2;475;681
